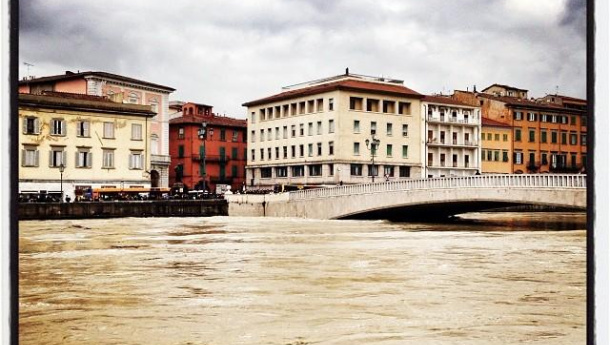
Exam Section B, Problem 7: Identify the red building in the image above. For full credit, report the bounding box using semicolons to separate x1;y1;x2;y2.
168;102;247;193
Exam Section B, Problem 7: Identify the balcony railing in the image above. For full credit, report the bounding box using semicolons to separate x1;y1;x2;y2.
427;116;478;125
191;154;230;163
151;154;171;164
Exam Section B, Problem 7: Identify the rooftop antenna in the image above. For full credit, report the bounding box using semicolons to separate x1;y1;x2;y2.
555;85;559;95
23;62;34;78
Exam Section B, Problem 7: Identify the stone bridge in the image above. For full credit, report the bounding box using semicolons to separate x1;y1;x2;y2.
226;174;587;220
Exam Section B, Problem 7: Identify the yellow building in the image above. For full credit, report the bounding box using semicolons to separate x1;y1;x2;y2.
19;92;155;201
480;118;512;173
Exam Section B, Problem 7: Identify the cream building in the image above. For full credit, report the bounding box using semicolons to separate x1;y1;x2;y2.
19;71;175;187
422;95;481;177
18;92;155;201
242;72;425;188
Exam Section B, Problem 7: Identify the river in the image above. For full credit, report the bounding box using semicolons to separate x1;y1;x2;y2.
19;212;586;345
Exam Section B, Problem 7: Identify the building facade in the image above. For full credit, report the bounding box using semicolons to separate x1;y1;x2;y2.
243;72;425;189
19;71;175;187
480;118;512;174
422;95;481;177
18;92;155;201
168;102;248;193
453;85;587;174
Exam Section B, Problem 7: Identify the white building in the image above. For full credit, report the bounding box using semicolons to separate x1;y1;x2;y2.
242;72;425;189
422;95;481;177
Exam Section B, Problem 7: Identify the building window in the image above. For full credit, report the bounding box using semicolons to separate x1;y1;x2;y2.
494;133;500;141
251;149;255;161
316;98;324;112
571;116;577;125
251;112;256;124
514;151;523;165
383;166;395;177
219;129;226;141
329;141;334;155
371;121;377;135
487;133;492;141
282;146;288;159
317;121;322;135
178;145;184;158
551;131;558;143
350;97;363;110
23;117;40;135
103;122;115;139
354;120;360;133
561;132;567;145
398;102;411;115
232;131;239;142
309;164;322;176
329;119;335;133
275;127;280;140
402;124;408;137
487;151;492;161
308;143;313;157
353;142;360;155
267;148;272;160
317;142;322;156
102;149;115;169
402;145;408;159
291;145;296;158
308;122;313;136
528;113;537;121
514;112;523;120
350;164;363;176
386;123;393;136
366;99;380;112
251;130;256;143
541;153;548;165
528;129;535;142
329;164;334;176
131;124;143;141
481;150;486;161
275;147;280;160
299;124;304;136
494;151;500;162
383;100;395;114
299;144;304;157
276;167;288;178
503;134;508;141
129;151;143;169
21;146;39;167
291;125;296;137
514;129;522;142
502;151;509;162
260;148;264;161
232;147;239;160
51;118;66;136
386;144;393;157
77;149;93;168
541;114;548;122
283;126;288;139
541;130;547;143
570;133;578;145
399;166;411;177
581;133;587;146
329;98;334;111
261;168;272;178
267;128;272;141
291;165;305;177
77;120;90;137
49;148;66;168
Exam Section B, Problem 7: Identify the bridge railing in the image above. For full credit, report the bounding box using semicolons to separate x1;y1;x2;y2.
288;174;586;201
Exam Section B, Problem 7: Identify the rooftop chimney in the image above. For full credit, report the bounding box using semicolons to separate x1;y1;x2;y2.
345;67;349;76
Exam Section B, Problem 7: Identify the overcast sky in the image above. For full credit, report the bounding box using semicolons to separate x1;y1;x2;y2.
19;0;586;118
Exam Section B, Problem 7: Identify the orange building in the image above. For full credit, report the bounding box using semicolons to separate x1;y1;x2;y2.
454;86;587;174
168;102;247;193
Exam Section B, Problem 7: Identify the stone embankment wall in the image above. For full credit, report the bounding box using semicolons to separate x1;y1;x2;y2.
19;200;228;220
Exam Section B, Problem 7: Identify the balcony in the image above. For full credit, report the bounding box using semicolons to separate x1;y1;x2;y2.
151;154;171;165
427;115;478;126
427;139;479;147
191;154;230;163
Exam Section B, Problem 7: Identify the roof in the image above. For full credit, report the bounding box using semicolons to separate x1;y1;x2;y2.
169;114;247;128
19;92;156;117
545;94;587;103
40;90;115;102
482;117;512;128
19;71;175;92
482;83;528;93
243;78;423;107
422;95;475;107
476;93;585;113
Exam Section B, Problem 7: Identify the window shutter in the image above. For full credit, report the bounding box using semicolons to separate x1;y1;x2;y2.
61;120;66;136
75;152;80;167
34;150;39;167
128;154;133;169
34;118;40;134
21;150;25;166
84;122;90;137
62;151;67;167
22;118;26;134
87;153;92;168
49;151;53;167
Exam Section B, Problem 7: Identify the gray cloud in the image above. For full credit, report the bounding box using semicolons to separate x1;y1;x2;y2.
19;0;586;117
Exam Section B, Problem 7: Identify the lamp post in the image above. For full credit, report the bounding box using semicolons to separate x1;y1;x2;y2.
365;130;380;183
197;122;207;191
59;163;65;202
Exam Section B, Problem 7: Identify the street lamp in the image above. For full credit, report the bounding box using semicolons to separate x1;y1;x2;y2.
365;130;380;183
59;163;65;202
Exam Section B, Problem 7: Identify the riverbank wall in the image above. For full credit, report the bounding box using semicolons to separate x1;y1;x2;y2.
19;200;228;220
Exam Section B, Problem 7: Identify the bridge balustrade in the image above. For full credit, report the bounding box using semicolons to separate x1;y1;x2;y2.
289;174;586;201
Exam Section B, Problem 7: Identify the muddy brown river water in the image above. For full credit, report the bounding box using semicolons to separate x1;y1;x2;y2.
19;212;586;345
